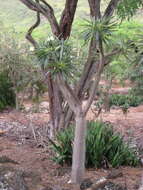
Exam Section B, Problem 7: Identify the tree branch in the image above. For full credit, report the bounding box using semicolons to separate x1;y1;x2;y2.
60;0;79;39
56;74;81;114
19;0;60;36
83;39;105;115
105;48;121;58
104;0;121;17
88;0;101;18
26;11;40;48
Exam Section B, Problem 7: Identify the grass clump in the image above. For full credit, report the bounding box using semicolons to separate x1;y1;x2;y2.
50;121;139;168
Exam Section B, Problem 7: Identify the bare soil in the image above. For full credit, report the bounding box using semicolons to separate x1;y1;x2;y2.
0;87;143;190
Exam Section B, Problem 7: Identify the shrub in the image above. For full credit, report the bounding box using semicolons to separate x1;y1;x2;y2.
0;72;16;111
50;121;139;168
109;94;143;107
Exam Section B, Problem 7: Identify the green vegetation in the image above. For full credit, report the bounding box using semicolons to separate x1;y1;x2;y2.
117;0;143;19
36;38;74;78
0;0;142;184
51;121;139;168
0;72;16;111
0;0;89;40
109;94;143;107
0;28;48;110
0;0;143;172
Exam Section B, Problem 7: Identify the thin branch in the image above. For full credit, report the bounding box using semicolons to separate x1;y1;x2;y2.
104;48;122;66
105;48;121;57
104;0;121;18
19;0;60;36
83;59;105;115
39;0;53;10
26;11;40;48
83;48;121;114
83;39;105;115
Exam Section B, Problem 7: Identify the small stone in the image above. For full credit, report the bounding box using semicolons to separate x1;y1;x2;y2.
107;170;123;179
95;182;127;190
0;167;29;190
80;178;93;190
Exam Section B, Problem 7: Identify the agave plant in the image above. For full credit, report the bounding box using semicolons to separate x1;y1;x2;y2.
50;121;139;168
81;17;117;45
35;37;75;78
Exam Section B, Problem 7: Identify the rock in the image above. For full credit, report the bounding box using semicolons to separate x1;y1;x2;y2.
80;178;93;190
0;156;19;165
41;186;63;190
41;188;53;190
87;181;127;190
107;170;123;179
39;102;49;113
0;130;5;136
98;182;127;190
87;177;108;190
0;166;29;190
52;167;71;177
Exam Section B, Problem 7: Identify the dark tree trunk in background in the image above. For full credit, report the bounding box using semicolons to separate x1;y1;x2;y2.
46;75;63;137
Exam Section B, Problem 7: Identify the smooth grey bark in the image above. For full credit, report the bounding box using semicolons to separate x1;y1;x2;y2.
56;74;87;184
71;113;87;183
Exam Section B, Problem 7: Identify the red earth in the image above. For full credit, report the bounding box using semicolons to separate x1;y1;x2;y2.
0;86;143;190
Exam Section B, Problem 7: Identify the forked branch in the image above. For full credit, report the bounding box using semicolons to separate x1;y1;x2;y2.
19;0;60;36
88;0;101;18
56;74;81;114
83;39;105;115
26;11;40;48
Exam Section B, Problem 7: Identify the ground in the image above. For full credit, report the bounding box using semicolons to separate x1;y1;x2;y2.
0;86;143;190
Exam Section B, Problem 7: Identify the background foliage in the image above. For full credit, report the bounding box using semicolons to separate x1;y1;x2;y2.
0;72;16;111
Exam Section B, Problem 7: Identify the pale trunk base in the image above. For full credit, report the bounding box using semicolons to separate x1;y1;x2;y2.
71;114;86;184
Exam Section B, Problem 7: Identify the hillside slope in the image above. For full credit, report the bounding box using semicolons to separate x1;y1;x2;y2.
0;0;89;32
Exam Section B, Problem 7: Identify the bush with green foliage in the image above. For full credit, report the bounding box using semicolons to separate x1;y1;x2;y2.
50;121;139;168
117;0;143;19
109;94;143;107
0;72;15;111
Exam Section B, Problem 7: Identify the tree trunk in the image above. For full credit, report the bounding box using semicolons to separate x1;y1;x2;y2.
60;39;98;130
47;74;63;137
15;90;19;111
104;78;113;112
71;111;87;184
56;74;86;184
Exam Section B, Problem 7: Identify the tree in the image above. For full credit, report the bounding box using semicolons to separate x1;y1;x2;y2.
19;0;79;136
18;0;137;184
